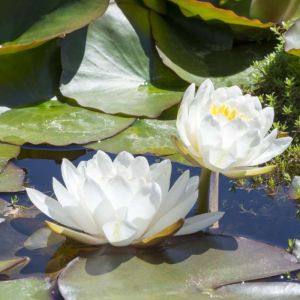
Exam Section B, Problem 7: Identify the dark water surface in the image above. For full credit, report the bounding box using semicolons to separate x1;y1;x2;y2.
1;145;300;278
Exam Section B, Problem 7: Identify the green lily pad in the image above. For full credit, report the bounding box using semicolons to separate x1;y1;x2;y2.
0;278;50;300
169;0;272;28
151;11;275;87
215;282;300;300
284;19;300;57
58;234;300;299
87;119;177;156
0;257;29;274
0;143;20;172
249;0;300;22
0;101;134;146
0;0;109;54
143;0;167;14
0;40;61;108
0;163;25;192
60;1;183;118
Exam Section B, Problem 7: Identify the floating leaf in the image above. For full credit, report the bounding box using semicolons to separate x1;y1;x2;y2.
215;282;300;299
0;40;60;107
0;163;25;192
151;11;274;87
0;278;50;300
169;0;273;28
58;234;299;299
0;143;20;172
0;101;134;146
60;1;183;118
0;0;109;54
249;0;300;23
284;19;300;57
0;257;29;274
87;119;178;156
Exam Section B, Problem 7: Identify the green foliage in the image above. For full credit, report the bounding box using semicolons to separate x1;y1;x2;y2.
248;25;300;138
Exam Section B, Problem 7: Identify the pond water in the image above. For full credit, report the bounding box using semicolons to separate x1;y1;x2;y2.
1;145;300;296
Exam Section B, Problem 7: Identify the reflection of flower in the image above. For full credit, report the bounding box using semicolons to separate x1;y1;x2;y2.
175;79;292;178
289;176;300;200
27;151;223;247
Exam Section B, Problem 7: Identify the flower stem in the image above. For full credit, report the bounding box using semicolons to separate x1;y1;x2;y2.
197;168;211;214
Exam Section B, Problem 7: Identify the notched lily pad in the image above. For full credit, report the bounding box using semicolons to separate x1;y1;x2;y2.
0;101;135;146
60;1;183;118
87;119;178;156
58;234;300;299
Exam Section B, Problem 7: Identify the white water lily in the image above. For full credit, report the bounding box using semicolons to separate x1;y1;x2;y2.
175;79;292;178
26;150;223;247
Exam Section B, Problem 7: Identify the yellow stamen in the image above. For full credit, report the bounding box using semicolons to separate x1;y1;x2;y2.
210;103;246;121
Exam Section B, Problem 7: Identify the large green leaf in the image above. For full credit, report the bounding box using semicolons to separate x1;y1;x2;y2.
58;234;300;299
87;119;178;156
151;11;274;87
250;0;300;22
0;0;109;54
60;1;184;118
0;40;61;108
0;101;134;146
169;0;273;28
0;278;50;300
284;19;300;57
0;163;25;192
0;143;20;172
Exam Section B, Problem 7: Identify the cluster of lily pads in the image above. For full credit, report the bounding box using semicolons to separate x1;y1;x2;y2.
0;0;300;299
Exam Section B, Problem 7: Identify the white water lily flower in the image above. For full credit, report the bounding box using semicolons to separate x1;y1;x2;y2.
26;150;223;247
175;79;293;178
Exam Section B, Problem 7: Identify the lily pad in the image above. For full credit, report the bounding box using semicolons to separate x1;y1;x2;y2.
0;257;29;274
284;19;300;57
0;163;25;192
60;1;183;118
87;119;178;156
58;234;300;299
0;0;109;54
169;0;272;28
151;11;275;87
0;278;50;300
0;40;61;107
249;0;300;22
0;101;134;146
0;143;20;172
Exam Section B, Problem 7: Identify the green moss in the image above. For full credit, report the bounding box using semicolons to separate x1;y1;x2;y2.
242;24;300;191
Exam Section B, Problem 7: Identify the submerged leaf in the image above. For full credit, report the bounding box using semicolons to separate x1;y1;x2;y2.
0;163;25;192
0;257;29;274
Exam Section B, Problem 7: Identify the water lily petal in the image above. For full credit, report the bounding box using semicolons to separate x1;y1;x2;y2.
61;158;81;195
144;190;198;238
26;188;79;230
157;170;190;218
130;156;149;178
261;107;274;136
53;178;101;235
102;221;137;247
95;150;114;176
181;83;195;106
223;165;276;179
175;212;224;236
249;137;292;166
114;151;134;168
46;221;106;245
199;115;222;148
150;159;171;199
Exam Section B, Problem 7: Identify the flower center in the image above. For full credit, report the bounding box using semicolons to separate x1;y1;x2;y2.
210;103;249;121
210;103;237;121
